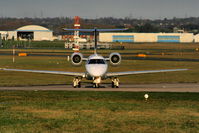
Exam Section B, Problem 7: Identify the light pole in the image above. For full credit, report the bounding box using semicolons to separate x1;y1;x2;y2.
13;45;15;63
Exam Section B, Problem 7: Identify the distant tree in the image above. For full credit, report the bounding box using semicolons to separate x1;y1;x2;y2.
1;17;199;34
135;23;159;33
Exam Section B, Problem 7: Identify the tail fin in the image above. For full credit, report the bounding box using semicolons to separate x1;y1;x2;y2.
63;28;127;54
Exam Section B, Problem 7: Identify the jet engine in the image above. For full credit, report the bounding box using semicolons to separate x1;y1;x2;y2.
109;53;121;66
71;53;83;66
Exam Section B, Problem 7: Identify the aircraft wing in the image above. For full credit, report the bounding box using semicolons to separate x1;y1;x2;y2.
106;69;188;77
0;68;85;77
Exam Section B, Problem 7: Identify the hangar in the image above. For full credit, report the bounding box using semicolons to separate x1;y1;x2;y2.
194;34;199;43
16;25;53;41
99;33;194;43
0;25;53;41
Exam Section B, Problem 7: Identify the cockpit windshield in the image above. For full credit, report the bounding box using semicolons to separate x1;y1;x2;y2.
88;59;105;64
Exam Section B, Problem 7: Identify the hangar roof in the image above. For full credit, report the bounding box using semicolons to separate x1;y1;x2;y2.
16;25;52;32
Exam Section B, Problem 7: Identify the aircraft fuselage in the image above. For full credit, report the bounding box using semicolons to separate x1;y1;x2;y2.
85;54;108;79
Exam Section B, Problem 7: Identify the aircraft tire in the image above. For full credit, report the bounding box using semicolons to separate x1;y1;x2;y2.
112;82;115;88
78;82;81;88
94;83;99;88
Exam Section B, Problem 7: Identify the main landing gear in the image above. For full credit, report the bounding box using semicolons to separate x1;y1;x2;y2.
112;77;119;88
73;77;120;88
73;77;81;88
93;83;100;88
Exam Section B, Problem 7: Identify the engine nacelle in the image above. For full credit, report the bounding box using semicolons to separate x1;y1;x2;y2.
109;53;121;66
71;53;83;66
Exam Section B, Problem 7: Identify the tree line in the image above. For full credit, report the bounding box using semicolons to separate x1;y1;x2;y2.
1;17;199;35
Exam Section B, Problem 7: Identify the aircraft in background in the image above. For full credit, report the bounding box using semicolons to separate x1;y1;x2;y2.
0;28;188;88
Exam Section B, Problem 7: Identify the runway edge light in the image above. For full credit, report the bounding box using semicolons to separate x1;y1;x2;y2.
144;94;149;101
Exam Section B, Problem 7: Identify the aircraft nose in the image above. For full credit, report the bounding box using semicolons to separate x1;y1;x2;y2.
86;65;107;77
92;70;105;77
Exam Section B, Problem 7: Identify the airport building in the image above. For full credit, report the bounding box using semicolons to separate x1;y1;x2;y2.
99;33;194;43
194;34;199;43
0;25;53;41
1;25;199;43
62;32;94;42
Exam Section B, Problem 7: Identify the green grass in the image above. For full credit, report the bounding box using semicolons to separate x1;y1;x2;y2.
1;40;65;49
0;55;198;86
0;91;199;133
0;54;198;86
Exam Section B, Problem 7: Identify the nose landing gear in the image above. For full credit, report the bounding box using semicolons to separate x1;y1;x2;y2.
93;77;101;88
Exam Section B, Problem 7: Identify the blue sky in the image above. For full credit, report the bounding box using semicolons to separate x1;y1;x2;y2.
0;0;198;19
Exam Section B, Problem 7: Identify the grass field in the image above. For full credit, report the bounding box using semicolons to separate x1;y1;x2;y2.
0;91;199;133
0;55;198;86
0;43;199;86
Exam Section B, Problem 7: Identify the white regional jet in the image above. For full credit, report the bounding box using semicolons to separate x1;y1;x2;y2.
0;29;188;88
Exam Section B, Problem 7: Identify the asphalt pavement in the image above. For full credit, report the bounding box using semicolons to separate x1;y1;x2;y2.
1;83;199;92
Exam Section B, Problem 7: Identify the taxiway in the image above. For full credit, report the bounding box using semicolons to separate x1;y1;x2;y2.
0;83;199;92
